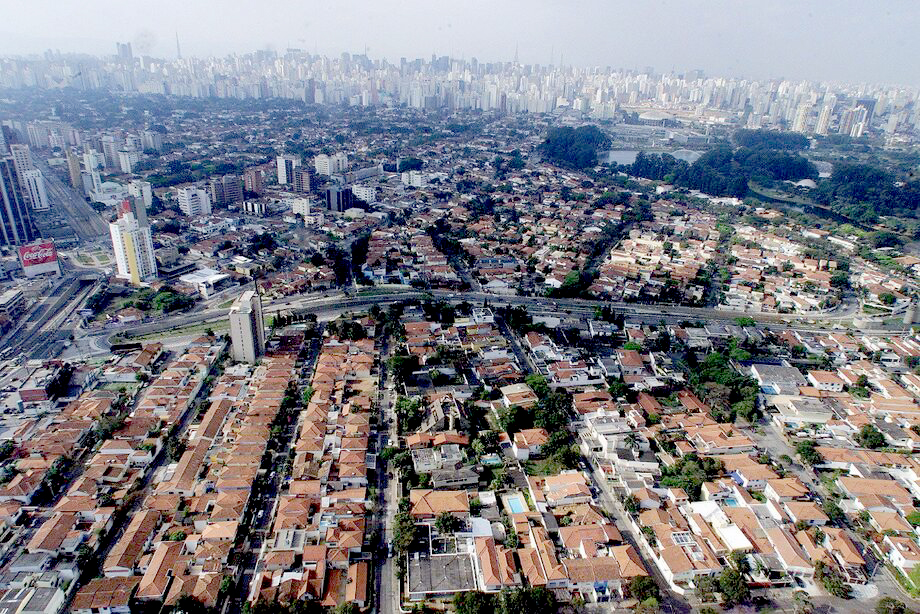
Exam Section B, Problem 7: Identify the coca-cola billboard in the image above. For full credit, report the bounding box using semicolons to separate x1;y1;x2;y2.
19;241;61;277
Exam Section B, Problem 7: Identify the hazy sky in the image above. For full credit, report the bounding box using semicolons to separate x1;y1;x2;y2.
0;0;917;85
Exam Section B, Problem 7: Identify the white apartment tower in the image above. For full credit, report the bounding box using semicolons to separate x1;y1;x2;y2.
176;186;212;216
229;290;265;363
276;155;300;185
21;170;49;211
815;105;833;136
314;152;348;176
109;200;157;285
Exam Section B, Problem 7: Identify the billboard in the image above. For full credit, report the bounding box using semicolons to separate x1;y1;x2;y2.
19;241;61;278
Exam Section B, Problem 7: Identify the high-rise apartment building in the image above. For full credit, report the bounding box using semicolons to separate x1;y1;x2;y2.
293;168;313;193
276;155;300;185
243;168;264;195
228;290;265;363
8;145;48;211
209;174;242;206
65;148;82;189
0;158;36;246
815;105;833;136
109;199;156;285
314;153;348;176
177;186;212;216
21;170;49;211
141;130;163;153
128;180;153;210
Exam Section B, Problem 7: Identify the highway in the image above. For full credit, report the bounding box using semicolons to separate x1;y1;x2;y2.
113;287;901;343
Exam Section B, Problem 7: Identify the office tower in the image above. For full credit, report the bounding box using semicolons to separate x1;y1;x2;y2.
314;152;348;176
209;174;242;206
815;105;832;136
128;180;153;210
243;168;263;195
21;170;49;211
276;155;300;185
0;158;36;246
141;130;163;152
228;290;265;363
109;199;156;285
0;128;6;155
65;148;82;188
293;168;312;193
116;42;133;63
177;186;212;216
324;185;354;212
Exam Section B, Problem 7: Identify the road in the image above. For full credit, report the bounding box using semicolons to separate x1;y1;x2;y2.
31;157;109;242
739;420;920;611
114;286;901;346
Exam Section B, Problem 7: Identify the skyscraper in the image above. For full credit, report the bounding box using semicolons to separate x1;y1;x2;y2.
0;158;36;246
128;180;153;210
228;290;265;363
109;199;156;285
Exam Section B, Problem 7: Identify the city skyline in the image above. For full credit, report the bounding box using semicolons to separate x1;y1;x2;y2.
0;0;919;86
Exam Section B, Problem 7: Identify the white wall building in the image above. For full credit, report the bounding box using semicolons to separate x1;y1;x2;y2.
109;212;157;285
129;180;153;209
276;155;300;185
314;152;348;176
20;170;49;211
352;185;376;203
176;186;212;216
229;290;265;363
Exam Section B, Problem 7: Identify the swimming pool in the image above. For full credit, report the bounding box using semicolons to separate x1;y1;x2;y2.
507;495;526;514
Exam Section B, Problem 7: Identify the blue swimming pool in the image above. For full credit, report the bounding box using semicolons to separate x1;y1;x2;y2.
508;495;526;514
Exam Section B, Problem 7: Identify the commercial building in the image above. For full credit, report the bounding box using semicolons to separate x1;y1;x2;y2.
110;199;157;285
0;157;36;246
352;185;376;203
177;186;212;216
229;290;265;363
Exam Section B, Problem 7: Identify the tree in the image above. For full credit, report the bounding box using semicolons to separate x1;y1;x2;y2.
796;439;822;466
875;597;911;614
856;424;887;449
333;604;359;614
815;560;851;598
393;511;416;554
453;591;496;614
628;576;660;602
694;574;718;603
718;568;750;607
793;589;814;614
906;510;920;527
822;500;845;524
729;549;751;575
525;374;550;399
435;512;461;534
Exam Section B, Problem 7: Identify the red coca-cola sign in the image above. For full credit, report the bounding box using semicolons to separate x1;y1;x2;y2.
19;242;57;265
